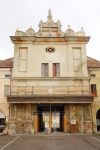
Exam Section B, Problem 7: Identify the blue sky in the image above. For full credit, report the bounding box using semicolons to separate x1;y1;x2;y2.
0;0;100;60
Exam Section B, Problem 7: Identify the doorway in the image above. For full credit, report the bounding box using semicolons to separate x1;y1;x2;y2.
37;104;64;132
0;112;5;132
96;109;100;131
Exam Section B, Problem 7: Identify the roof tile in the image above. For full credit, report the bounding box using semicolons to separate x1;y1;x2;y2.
0;58;13;68
0;56;100;68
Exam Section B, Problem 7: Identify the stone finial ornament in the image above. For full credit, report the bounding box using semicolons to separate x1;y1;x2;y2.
65;25;74;36
75;27;85;36
38;20;43;35
14;11;86;38
36;9;64;37
15;30;26;36
39;20;43;28
48;9;52;21
57;20;61;28
80;27;85;35
26;27;35;36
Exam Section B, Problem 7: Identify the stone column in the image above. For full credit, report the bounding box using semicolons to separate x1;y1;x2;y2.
70;105;77;133
49;112;52;132
64;104;67;132
64;113;67;132
9;104;12;119
32;104;38;133
25;104;32;134
8;104;16;134
34;113;38;133
83;104;93;133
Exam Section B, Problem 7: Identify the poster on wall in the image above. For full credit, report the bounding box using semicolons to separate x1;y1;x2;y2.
70;119;76;125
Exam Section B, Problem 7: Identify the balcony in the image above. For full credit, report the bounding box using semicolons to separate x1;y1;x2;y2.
10;86;90;96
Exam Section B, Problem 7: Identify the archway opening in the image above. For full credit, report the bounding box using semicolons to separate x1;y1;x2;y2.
0;112;5;132
96;109;100;132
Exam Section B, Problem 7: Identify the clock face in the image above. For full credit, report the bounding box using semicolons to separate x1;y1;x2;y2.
46;47;55;53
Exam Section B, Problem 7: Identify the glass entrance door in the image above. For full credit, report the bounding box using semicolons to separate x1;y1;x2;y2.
37;104;64;132
43;112;50;129
52;112;60;131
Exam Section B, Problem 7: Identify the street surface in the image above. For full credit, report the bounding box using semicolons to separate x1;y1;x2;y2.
0;133;100;150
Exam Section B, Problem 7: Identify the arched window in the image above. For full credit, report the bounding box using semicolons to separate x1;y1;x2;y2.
96;109;100;131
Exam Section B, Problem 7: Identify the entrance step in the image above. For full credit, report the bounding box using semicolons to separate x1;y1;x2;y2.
36;132;69;137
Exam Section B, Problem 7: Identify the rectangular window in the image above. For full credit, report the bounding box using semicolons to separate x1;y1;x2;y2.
19;47;28;72
91;84;97;97
72;47;81;50
19;47;28;59
53;63;60;77
74;60;81;72
5;74;10;78
19;60;27;72
90;74;96;77
73;49;81;59
73;49;81;72
4;85;10;97
41;63;49;77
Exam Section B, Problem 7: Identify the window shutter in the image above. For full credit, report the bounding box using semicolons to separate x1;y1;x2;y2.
41;63;48;77
53;63;60;77
91;84;97;96
4;85;10;97
56;63;60;77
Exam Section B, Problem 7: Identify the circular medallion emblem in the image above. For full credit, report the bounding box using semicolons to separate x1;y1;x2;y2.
46;47;55;53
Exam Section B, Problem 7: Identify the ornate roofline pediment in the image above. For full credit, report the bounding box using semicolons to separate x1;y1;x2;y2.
36;9;64;37
14;10;87;38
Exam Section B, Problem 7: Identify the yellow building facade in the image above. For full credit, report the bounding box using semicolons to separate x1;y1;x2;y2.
1;10;100;134
0;58;12;132
88;57;100;133
7;10;93;134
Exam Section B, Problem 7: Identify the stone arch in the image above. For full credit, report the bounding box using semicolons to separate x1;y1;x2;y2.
0;109;6;132
0;109;6;119
0;109;5;114
96;109;100;132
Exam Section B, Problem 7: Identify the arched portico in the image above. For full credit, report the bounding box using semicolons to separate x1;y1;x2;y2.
0;110;6;132
96;109;100;132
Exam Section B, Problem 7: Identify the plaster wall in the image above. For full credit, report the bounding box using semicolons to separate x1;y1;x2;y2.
0;68;10;119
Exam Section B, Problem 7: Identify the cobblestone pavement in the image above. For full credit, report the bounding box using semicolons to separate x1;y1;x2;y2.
0;133;100;150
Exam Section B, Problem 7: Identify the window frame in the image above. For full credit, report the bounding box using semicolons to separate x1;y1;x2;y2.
18;47;28;72
53;63;60;77
91;84;97;97
3;85;10;97
5;74;10;79
41;63;49;77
